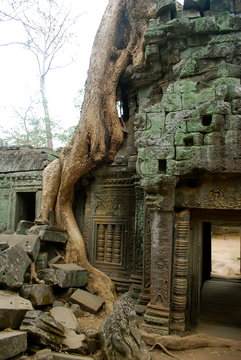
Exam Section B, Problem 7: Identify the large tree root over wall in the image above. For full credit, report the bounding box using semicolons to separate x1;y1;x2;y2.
36;0;156;312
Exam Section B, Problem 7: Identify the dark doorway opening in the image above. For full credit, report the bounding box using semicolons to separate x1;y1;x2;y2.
15;192;36;228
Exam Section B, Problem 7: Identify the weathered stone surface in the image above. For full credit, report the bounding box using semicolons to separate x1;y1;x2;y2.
99;293;150;360
20;310;65;350
0;331;27;360
16;220;35;235
51;264;88;288
38;268;58;286
52;353;94;360
63;328;86;351
35;251;48;270
0;244;31;288
31;225;68;243
6;234;40;261
21;284;54;306
0;291;33;329
70;289;104;314
31;349;53;360
50;307;80;333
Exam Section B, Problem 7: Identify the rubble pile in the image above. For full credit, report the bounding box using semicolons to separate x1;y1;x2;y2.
0;221;104;360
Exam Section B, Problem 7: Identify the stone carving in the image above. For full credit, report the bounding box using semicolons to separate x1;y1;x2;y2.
99;293;150;360
171;210;190;332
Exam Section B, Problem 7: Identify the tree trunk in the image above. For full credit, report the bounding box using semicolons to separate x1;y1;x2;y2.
37;0;156;311
40;74;53;149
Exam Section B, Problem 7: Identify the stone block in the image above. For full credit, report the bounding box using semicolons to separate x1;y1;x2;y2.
70;289;105;314
210;0;232;13
0;291;33;329
38;268;58;286
231;99;241;114
0;331;27;360
20;310;65;350
176;146;202;161
35;251;48;270
51;264;88;288
50;307;80;333
39;225;68;244
7;234;40;261
52;352;94;360
145;44;160;62
162;92;182;112
16;220;35;235
21;284;54;306
175;132;203;146
157;0;176;16
183;0;207;11
0;244;31;288
234;0;241;13
176;9;201;18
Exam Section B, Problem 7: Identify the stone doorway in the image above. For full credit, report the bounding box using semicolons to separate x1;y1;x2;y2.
15;192;36;229
189;210;241;329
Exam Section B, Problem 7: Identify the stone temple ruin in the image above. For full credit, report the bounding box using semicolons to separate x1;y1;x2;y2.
1;0;241;358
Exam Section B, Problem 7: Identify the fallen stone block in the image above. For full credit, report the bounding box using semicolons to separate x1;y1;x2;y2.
7;234;40;261
70;289;104;314
0;244;31;288
51;264;88;288
16;220;35;235
28;225;68;244
35;251;48;270
20;310;65;350
0;290;33;329
38;268;58;286
31;349;53;360
0;331;27;360
21;284;54;306
52;353;94;360
50;307;80;333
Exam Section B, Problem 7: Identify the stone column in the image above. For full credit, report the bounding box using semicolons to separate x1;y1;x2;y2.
141;175;176;335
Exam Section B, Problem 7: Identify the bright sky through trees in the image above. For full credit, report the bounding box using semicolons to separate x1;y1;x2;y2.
0;0;184;145
0;0;109;140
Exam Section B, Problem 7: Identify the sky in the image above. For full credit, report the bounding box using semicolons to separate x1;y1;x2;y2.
0;0;184;145
0;0;109;140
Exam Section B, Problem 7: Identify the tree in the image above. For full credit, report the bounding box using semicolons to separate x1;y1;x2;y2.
0;0;80;149
0;97;76;148
35;0;156;310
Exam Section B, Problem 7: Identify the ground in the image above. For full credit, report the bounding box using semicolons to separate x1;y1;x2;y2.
151;346;241;360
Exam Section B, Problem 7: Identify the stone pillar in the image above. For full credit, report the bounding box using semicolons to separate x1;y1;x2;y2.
141;175;176;335
130;183;144;300
170;209;190;332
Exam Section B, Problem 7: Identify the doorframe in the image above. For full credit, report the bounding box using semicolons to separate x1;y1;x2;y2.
189;209;241;327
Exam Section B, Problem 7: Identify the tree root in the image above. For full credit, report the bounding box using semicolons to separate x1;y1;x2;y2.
141;331;241;352
149;342;182;360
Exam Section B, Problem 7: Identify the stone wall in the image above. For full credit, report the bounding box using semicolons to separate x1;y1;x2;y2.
0;146;58;232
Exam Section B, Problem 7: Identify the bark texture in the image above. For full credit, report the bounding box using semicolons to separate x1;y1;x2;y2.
37;0;156;310
141;331;241;351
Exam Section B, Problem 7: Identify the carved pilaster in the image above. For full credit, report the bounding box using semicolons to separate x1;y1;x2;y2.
170;209;190;332
140;175;176;334
136;202;151;313
130;184;145;300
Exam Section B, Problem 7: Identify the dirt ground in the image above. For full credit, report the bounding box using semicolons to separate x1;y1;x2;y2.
151;346;241;360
